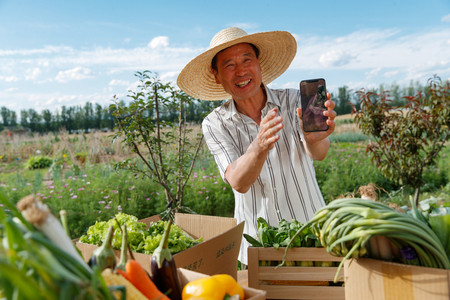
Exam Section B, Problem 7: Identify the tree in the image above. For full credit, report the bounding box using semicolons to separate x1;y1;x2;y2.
20;110;29;128
42;109;53;132
353;75;449;205
335;86;353;115
110;71;204;219
28;109;42;132
94;103;103;129
1;107;11;126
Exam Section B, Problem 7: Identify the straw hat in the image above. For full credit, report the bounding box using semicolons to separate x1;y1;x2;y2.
177;27;297;101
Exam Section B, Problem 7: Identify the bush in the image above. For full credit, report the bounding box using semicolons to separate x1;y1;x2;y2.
314;143;397;203
26;156;53;169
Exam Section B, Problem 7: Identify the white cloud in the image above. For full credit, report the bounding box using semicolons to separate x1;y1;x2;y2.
5;88;18;92
55;67;92;82
0;75;19;82
108;79;130;87
442;14;450;23
0;45;74;57
319;49;356;67
25;68;42;80
366;67;382;79
148;36;169;49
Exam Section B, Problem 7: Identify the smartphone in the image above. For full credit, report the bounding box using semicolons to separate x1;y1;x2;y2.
300;78;329;132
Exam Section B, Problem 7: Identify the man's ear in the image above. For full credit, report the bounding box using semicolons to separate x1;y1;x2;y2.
211;68;221;84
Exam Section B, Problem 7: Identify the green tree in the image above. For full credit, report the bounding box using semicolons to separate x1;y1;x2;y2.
42;109;53;132
28;109;42;132
336;86;353;115
20;110;29;128
1;107;11;126
353;75;449;205
94;103;103;129
110;71;204;219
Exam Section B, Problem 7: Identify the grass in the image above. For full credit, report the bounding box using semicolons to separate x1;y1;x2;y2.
0;117;448;238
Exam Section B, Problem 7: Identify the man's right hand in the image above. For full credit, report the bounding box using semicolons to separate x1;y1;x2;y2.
224;107;283;193
255;107;284;152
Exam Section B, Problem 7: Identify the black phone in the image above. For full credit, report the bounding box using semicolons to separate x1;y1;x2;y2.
300;78;329;132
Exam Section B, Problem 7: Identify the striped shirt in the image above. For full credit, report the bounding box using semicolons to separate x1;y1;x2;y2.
202;85;326;264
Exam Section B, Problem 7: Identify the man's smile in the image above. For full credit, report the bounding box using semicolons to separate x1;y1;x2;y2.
236;79;251;88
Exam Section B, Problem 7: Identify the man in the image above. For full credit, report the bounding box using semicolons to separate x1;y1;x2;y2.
177;27;336;265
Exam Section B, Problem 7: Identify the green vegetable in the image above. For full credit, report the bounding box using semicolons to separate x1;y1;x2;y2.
80;213;202;255
428;208;450;261
88;225;116;271
0;193;115;299
115;224;128;271
243;217;321;248
281;198;450;283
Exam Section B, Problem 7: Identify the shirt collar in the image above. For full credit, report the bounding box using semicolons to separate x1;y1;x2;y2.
218;84;280;120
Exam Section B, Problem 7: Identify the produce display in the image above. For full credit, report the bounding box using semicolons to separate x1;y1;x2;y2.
1;195;246;300
79;213;203;255
244;218;335;267
244;217;320;249
0;194;116;299
281;198;450;282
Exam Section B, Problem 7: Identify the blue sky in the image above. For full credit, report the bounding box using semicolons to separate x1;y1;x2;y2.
0;0;449;115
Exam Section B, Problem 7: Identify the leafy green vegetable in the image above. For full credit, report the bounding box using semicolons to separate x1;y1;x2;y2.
428;207;450;261
79;213;202;255
244;217;321;249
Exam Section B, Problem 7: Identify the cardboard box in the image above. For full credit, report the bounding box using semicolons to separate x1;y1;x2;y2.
178;267;266;300
247;247;345;300
344;258;450;300
76;213;244;279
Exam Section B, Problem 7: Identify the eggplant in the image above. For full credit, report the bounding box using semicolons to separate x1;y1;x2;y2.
150;219;182;300
88;225;116;271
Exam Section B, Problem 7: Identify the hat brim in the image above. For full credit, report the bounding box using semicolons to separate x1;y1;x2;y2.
177;31;297;101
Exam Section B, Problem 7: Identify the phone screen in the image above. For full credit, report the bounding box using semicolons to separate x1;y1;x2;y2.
300;78;329;132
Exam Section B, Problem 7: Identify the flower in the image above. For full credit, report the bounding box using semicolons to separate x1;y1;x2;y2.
71;195;78;199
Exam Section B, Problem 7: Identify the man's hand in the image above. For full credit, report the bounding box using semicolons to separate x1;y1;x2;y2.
256;107;284;152
297;92;336;143
224;107;283;193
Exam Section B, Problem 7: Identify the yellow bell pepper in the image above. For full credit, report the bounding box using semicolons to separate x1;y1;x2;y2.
182;274;245;300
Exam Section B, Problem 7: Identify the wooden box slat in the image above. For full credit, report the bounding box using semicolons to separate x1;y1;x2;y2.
248;247;345;300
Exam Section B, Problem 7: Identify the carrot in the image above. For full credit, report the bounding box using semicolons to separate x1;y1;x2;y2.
125;259;170;300
115;268;130;281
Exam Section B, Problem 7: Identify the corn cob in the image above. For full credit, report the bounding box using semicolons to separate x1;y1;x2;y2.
102;268;147;300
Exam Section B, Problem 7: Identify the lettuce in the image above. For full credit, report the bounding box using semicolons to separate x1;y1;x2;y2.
79;213;202;255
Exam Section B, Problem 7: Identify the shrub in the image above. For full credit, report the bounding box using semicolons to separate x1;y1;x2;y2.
26;155;53;169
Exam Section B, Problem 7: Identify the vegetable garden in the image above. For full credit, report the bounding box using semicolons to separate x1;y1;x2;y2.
0;74;449;299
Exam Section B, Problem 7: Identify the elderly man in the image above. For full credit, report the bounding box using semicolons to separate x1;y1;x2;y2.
177;27;336;265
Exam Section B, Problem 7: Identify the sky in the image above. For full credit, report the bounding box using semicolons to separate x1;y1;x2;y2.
0;0;449;115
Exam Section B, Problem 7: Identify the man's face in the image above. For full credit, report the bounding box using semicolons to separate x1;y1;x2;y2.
212;43;263;102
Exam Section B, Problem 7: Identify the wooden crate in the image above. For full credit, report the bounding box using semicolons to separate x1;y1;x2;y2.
248;247;345;300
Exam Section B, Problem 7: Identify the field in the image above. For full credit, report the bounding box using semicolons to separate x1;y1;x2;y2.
0;115;448;238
